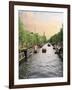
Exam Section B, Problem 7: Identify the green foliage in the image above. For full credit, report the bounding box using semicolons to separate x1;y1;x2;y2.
19;19;47;49
48;26;63;44
19;19;25;47
42;35;47;44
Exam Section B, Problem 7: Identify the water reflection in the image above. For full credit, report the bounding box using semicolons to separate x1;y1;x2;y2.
19;44;63;79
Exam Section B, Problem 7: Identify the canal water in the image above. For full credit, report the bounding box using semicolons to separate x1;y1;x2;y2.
19;44;63;79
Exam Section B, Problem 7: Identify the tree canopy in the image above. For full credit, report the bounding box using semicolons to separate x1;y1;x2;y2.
19;19;47;49
48;25;63;45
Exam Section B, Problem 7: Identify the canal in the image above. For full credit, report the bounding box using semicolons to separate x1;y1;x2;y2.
19;44;63;79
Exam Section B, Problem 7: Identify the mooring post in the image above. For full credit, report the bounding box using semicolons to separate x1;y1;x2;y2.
24;49;27;61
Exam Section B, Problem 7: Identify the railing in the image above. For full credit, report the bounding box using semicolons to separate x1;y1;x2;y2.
53;45;63;60
19;51;25;62
19;48;33;62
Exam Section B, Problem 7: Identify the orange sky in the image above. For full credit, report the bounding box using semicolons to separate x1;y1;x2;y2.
19;11;63;39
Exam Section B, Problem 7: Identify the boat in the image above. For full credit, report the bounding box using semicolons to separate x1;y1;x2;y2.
42;48;46;53
47;43;51;47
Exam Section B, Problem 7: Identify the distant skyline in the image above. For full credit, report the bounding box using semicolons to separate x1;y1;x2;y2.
19;10;63;39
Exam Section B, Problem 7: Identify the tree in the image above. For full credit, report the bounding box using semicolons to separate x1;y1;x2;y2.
48;24;63;44
19;18;25;48
19;19;48;49
42;32;47;44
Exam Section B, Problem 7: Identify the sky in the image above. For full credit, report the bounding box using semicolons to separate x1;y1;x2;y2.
19;10;63;39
